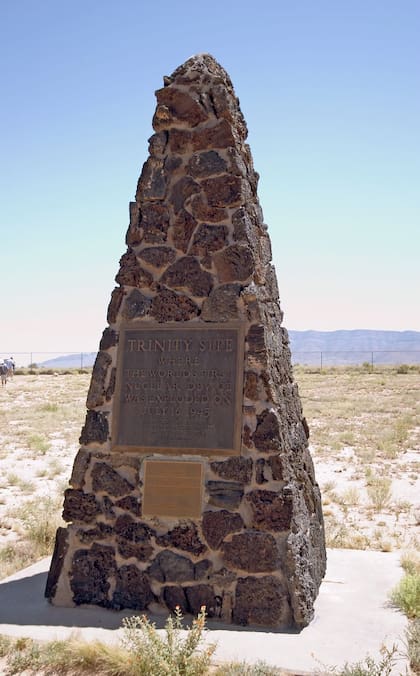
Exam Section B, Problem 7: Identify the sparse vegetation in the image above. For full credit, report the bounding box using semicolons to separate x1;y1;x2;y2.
0;608;217;675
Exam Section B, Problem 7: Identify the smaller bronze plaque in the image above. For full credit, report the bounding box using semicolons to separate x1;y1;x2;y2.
142;460;203;518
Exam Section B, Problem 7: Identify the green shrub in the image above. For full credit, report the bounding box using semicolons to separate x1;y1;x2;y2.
390;572;420;619
121;606;216;675
405;619;420;673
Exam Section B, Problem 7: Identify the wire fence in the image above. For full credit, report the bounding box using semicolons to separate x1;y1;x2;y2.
292;350;420;368
2;349;420;370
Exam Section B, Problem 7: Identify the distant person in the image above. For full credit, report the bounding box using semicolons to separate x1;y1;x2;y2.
0;361;8;386
4;357;15;378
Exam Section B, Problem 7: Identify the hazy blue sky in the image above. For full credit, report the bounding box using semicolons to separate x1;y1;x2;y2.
1;0;419;355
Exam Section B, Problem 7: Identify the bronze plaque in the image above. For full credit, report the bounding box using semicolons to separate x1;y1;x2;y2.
142;460;203;518
112;322;244;455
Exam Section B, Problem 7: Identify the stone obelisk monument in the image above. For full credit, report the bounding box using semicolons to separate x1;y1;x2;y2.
46;54;326;628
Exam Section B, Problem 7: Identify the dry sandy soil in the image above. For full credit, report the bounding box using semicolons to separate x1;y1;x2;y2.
0;369;419;576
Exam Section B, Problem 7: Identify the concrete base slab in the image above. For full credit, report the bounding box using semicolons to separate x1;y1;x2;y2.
0;549;408;674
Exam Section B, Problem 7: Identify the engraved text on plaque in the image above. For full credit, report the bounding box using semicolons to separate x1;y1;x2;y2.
112;323;244;454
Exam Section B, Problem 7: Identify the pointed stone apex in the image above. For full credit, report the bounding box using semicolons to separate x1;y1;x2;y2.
164;53;233;88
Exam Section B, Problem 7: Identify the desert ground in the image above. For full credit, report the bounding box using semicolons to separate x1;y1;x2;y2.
0;366;418;578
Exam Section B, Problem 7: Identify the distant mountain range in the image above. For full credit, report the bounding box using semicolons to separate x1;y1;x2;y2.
288;330;420;365
38;330;420;369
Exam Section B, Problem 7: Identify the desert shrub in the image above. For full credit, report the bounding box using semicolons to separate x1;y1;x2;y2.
405;619;420;673
121;606;216;675
390;572;420;619
367;478;392;511
17;495;63;555
401;551;420;576
323;644;397;676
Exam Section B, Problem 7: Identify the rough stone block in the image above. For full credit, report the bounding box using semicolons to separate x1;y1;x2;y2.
91;463;134;497
150;288;199;322
246;489;293;531
112;565;154;610
207;480;244;509
62;489;101;524
233;576;290;627
222;531;279;572
202;509;244;549
70;544;116;607
156;523;206;556
210;457;252;483
161;256;213;297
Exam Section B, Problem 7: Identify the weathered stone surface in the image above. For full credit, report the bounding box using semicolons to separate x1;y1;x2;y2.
115;495;142;516
148;131;168;157
172;209;198;252
201;283;241;321
246;490;293;531
246;324;266;365
138;246;176;267
201;175;242;207
163;586;188;613
138;203;170;244
161;256;213;297
192;119;236;150
189;194;228;222
86;352;112;409
148;551;194;583
194;559;212;580
107;287;124;324
207;481;244;509
243;371;259;400
150;288;199;322
170;176;201;214
213;244;254;282
114;515;154;542
91;463;134;497
252;409;281;452
136;157;166;201
190;224;228;257
202;510;244;549
101;495;115;518
122;289;152;320
62;489;101;524
222;531;279;572
256;458;268;484
115;515;154;561
99;327;118;350
268;454;284;481
154;87;208;129
156;523;206;556
45;527;69;599
77;522;113;544
105;367;116;401
79;411;109;445
116;250;153;288
70;449;91;489
185;584;218;617
187;150;227;178
112;565;154;610
233;576;290;627
210;457;252;483
70;544;116;607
